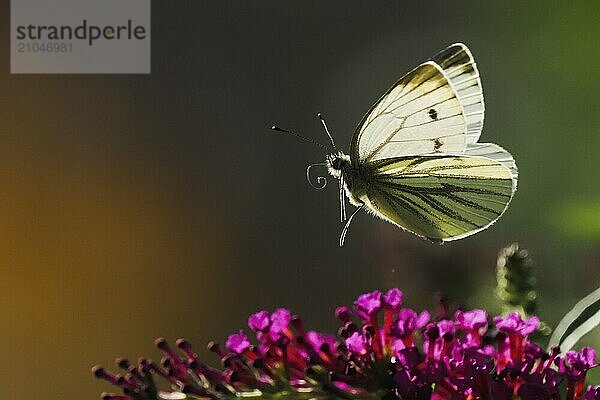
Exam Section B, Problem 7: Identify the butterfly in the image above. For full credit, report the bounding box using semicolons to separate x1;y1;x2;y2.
272;43;518;246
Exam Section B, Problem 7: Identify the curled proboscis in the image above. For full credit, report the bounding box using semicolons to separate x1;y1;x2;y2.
306;163;328;190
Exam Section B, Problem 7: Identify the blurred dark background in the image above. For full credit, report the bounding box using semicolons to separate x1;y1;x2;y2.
1;1;599;399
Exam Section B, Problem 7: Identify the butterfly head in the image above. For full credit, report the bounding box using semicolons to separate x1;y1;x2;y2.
326;152;351;179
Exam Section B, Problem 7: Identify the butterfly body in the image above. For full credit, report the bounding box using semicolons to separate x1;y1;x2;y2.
326;152;365;206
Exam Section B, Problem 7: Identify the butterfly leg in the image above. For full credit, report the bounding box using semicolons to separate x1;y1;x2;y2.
339;205;364;247
339;176;347;222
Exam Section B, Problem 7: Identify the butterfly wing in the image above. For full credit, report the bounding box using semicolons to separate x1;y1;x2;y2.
464;143;518;187
354;154;515;241
430;43;485;145
350;43;485;165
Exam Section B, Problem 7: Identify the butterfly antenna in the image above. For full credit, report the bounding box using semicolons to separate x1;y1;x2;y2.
317;113;337;151
339;205;363;246
271;125;329;150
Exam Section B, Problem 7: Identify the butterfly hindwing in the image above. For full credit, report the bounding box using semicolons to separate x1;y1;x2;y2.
464;143;518;186
356;155;515;241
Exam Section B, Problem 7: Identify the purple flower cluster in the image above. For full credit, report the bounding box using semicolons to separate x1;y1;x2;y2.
94;288;599;400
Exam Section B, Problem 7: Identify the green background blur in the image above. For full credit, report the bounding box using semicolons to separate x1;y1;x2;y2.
1;1;599;399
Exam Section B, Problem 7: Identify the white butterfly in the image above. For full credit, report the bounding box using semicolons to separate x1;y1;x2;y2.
273;43;517;246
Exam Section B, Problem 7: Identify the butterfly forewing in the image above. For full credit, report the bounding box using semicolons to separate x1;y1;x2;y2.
358;155;514;241
351;62;467;165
